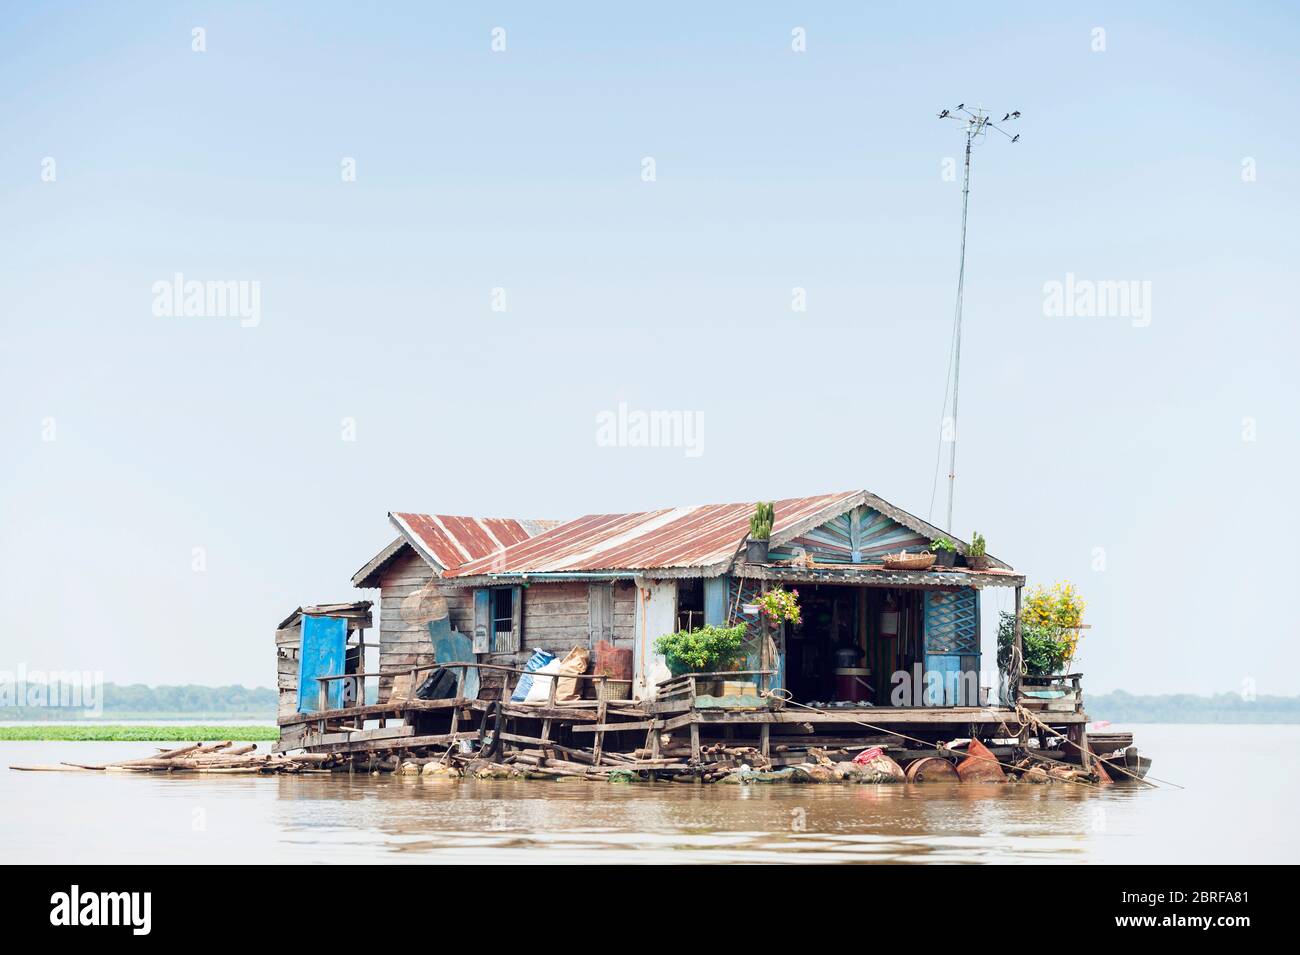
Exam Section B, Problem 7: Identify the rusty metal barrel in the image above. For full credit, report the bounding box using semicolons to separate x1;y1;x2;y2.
905;756;959;783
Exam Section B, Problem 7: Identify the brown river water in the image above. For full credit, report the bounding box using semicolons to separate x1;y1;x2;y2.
3;725;1295;864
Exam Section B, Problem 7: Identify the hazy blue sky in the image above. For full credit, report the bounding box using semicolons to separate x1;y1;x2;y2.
2;3;1296;694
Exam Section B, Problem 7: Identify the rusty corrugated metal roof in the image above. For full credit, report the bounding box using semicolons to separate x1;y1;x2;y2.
444;491;860;577
390;513;559;571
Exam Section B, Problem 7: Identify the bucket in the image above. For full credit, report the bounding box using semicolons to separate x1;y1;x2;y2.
834;667;872;702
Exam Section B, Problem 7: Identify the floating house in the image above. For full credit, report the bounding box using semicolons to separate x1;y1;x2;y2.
275;490;1137;782
353;490;1016;703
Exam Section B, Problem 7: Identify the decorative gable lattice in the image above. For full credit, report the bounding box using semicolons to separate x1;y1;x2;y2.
767;505;933;565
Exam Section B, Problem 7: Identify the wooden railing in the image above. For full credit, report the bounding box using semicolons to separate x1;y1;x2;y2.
313;660;632;712
655;670;775;707
1017;672;1084;713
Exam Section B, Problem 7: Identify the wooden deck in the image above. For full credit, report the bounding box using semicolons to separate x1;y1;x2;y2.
278;694;1088;763
274;661;1098;780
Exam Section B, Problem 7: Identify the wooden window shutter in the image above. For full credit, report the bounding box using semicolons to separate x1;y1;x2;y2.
472;589;491;654
588;582;613;647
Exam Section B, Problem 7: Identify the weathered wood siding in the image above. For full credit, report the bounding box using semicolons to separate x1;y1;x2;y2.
275;624;301;719
376;548;473;700
515;580;635;657
372;556;639;699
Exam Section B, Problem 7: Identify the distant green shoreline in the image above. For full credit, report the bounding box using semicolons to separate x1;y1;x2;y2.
1086;691;1300;724
0;725;278;742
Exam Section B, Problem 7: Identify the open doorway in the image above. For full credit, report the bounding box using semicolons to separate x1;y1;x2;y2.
782;585;926;705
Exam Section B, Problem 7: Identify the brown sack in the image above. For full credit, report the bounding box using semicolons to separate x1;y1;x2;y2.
388;672;414;702
555;646;590;702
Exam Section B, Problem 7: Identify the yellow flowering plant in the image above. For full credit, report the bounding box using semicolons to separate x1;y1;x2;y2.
1021;581;1086;663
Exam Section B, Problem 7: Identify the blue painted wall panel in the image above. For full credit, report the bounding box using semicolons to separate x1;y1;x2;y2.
703;576;729;627
297;615;348;712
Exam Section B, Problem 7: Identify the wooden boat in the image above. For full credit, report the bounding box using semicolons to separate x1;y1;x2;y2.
1086;732;1133;758
1097;746;1151;783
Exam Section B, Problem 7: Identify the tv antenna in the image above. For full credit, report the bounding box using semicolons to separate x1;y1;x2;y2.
931;104;1020;532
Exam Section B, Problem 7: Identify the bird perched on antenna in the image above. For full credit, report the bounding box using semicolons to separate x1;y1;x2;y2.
938;109;950;118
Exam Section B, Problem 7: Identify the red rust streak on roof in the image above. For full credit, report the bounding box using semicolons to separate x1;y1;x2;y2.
393;513;538;570
445;492;857;577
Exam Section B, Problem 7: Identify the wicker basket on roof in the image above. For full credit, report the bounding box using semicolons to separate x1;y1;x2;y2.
882;551;936;571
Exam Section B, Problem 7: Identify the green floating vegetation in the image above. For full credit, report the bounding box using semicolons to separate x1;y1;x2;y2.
0;725;277;742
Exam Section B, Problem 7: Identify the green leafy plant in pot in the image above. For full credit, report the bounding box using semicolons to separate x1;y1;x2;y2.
745;501;773;563
654;624;749;691
931;537;958;568
996;611;1072;677
967;532;989;570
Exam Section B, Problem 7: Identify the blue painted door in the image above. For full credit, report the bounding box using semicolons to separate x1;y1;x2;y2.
923;589;980;706
703;576;729;627
298;615;348;712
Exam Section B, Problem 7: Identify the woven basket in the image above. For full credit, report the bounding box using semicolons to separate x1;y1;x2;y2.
595;679;632;701
883;551;936;571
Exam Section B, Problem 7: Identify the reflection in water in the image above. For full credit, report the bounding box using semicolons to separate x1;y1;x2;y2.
4;725;1296;864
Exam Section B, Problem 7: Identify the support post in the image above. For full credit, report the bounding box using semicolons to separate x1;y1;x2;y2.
1013;584;1026;747
593;700;608;765
1011;585;1024;702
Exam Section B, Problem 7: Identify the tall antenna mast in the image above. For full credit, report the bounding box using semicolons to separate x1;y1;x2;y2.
936;103;1020;531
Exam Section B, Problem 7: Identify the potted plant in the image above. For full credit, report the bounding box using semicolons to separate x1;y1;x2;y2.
654;624;748;695
755;587;801;626
745;501;773;563
967;532;989;570
932;537;957;567
995;582;1087;703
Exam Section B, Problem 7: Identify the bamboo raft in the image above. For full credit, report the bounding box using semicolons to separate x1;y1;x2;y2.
10;741;336;775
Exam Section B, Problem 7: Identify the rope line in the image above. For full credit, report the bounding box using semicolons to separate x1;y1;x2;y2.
763;689;1100;789
1014;703;1178;790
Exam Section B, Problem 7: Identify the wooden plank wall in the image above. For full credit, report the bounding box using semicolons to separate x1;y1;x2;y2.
275;623;301;718
376;548;473;701
374;553;639;700
519;580;636;659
